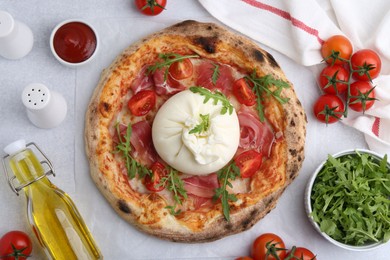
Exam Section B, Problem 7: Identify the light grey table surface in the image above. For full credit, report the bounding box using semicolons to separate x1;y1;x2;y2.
0;0;388;259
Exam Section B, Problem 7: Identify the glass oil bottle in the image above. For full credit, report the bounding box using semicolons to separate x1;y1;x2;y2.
2;140;102;260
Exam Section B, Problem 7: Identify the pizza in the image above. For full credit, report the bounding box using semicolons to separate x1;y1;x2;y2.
85;20;306;242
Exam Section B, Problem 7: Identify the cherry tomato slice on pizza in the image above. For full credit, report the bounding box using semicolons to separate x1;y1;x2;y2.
318;65;349;94
135;0;166;16
168;58;193;80
144;162;168;192
233;78;256;106
313;94;344;124
349;81;376;112
351;49;382;81
251;233;287;260
128;90;156;116
321;35;353;65
234;150;262;178
0;231;32;260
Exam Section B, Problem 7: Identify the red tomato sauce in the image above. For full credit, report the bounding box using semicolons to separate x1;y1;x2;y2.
53;22;97;63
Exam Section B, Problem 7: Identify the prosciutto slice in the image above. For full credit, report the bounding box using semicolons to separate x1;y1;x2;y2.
130;66;154;94
195;61;235;94
183;173;219;198
130;121;158;166
238;109;275;157
113;121;157;167
183;173;219;210
153;68;186;96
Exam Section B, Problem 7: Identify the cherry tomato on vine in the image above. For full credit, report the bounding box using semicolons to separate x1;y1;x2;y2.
235;257;254;260
285;247;316;260
169;58;193;80
318;65;349;94
313;94;345;124
233;78;257;106
0;231;32;260
251;233;287;260
144;162;168;192
351;49;382;81
234;150;262;178
321;35;353;65
348;81;376;112
128;90;156;116
135;0;167;16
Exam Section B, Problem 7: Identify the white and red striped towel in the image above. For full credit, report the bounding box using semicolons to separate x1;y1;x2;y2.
199;0;390;155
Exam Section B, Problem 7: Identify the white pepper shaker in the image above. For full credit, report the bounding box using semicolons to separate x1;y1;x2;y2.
22;83;67;129
0;10;34;59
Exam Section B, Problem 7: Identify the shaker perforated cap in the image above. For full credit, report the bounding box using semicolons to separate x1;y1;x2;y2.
0;11;15;38
4;139;26;156
22;83;51;110
22;83;67;128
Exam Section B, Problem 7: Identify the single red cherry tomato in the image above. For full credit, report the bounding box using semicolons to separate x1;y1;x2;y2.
144;162;168;192
321;35;353;64
349;81;376;112
286;247;316;260
318;65;349;94
128;90;156;116
235;257;254;260
233;78;256;106
251;233;286;260
351;49;382;81
0;231;32;260
313;94;345;124
234;150;262;178
135;0;167;16
168;58;193;80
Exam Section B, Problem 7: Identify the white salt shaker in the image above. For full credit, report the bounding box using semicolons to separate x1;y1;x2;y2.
22;83;67;129
0;10;34;59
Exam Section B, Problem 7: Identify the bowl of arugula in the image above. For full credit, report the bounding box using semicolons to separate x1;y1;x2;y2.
305;149;390;251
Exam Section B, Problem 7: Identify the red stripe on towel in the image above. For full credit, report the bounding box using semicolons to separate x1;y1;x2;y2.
372;117;380;137
241;0;324;44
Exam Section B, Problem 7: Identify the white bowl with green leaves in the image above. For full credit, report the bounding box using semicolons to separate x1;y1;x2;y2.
305;149;390;251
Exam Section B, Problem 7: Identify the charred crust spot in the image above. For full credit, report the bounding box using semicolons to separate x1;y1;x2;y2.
241;218;252;230
290;119;296;127
118;200;131;214
225;223;233;230
207;25;213;31
193;37;218;53
266;52;280;68
298;156;302;162
289;149;297;156
101;102;110;113
253;49;265;63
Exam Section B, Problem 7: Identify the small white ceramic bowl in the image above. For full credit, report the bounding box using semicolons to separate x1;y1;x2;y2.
50;19;99;68
305;149;389;251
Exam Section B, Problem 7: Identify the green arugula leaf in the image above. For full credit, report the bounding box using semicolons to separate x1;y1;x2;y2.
245;71;290;122
311;151;390;246
213;161;240;221
189;86;234;115
113;123;151;179
146;53;199;81
189;114;210;134
161;166;187;206
211;63;220;85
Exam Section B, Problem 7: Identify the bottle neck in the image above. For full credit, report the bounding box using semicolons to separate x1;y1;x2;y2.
9;149;46;186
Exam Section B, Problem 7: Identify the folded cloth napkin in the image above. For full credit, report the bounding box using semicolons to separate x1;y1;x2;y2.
199;0;390;155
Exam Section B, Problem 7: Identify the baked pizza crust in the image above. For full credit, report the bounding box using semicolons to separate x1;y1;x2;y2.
85;20;306;242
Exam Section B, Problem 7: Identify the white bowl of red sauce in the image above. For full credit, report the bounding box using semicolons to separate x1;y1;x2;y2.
50;19;98;67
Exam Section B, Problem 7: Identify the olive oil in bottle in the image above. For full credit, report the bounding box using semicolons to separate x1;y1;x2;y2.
2;140;102;260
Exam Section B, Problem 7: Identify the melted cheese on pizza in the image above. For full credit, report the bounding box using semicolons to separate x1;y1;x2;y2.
152;90;240;175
